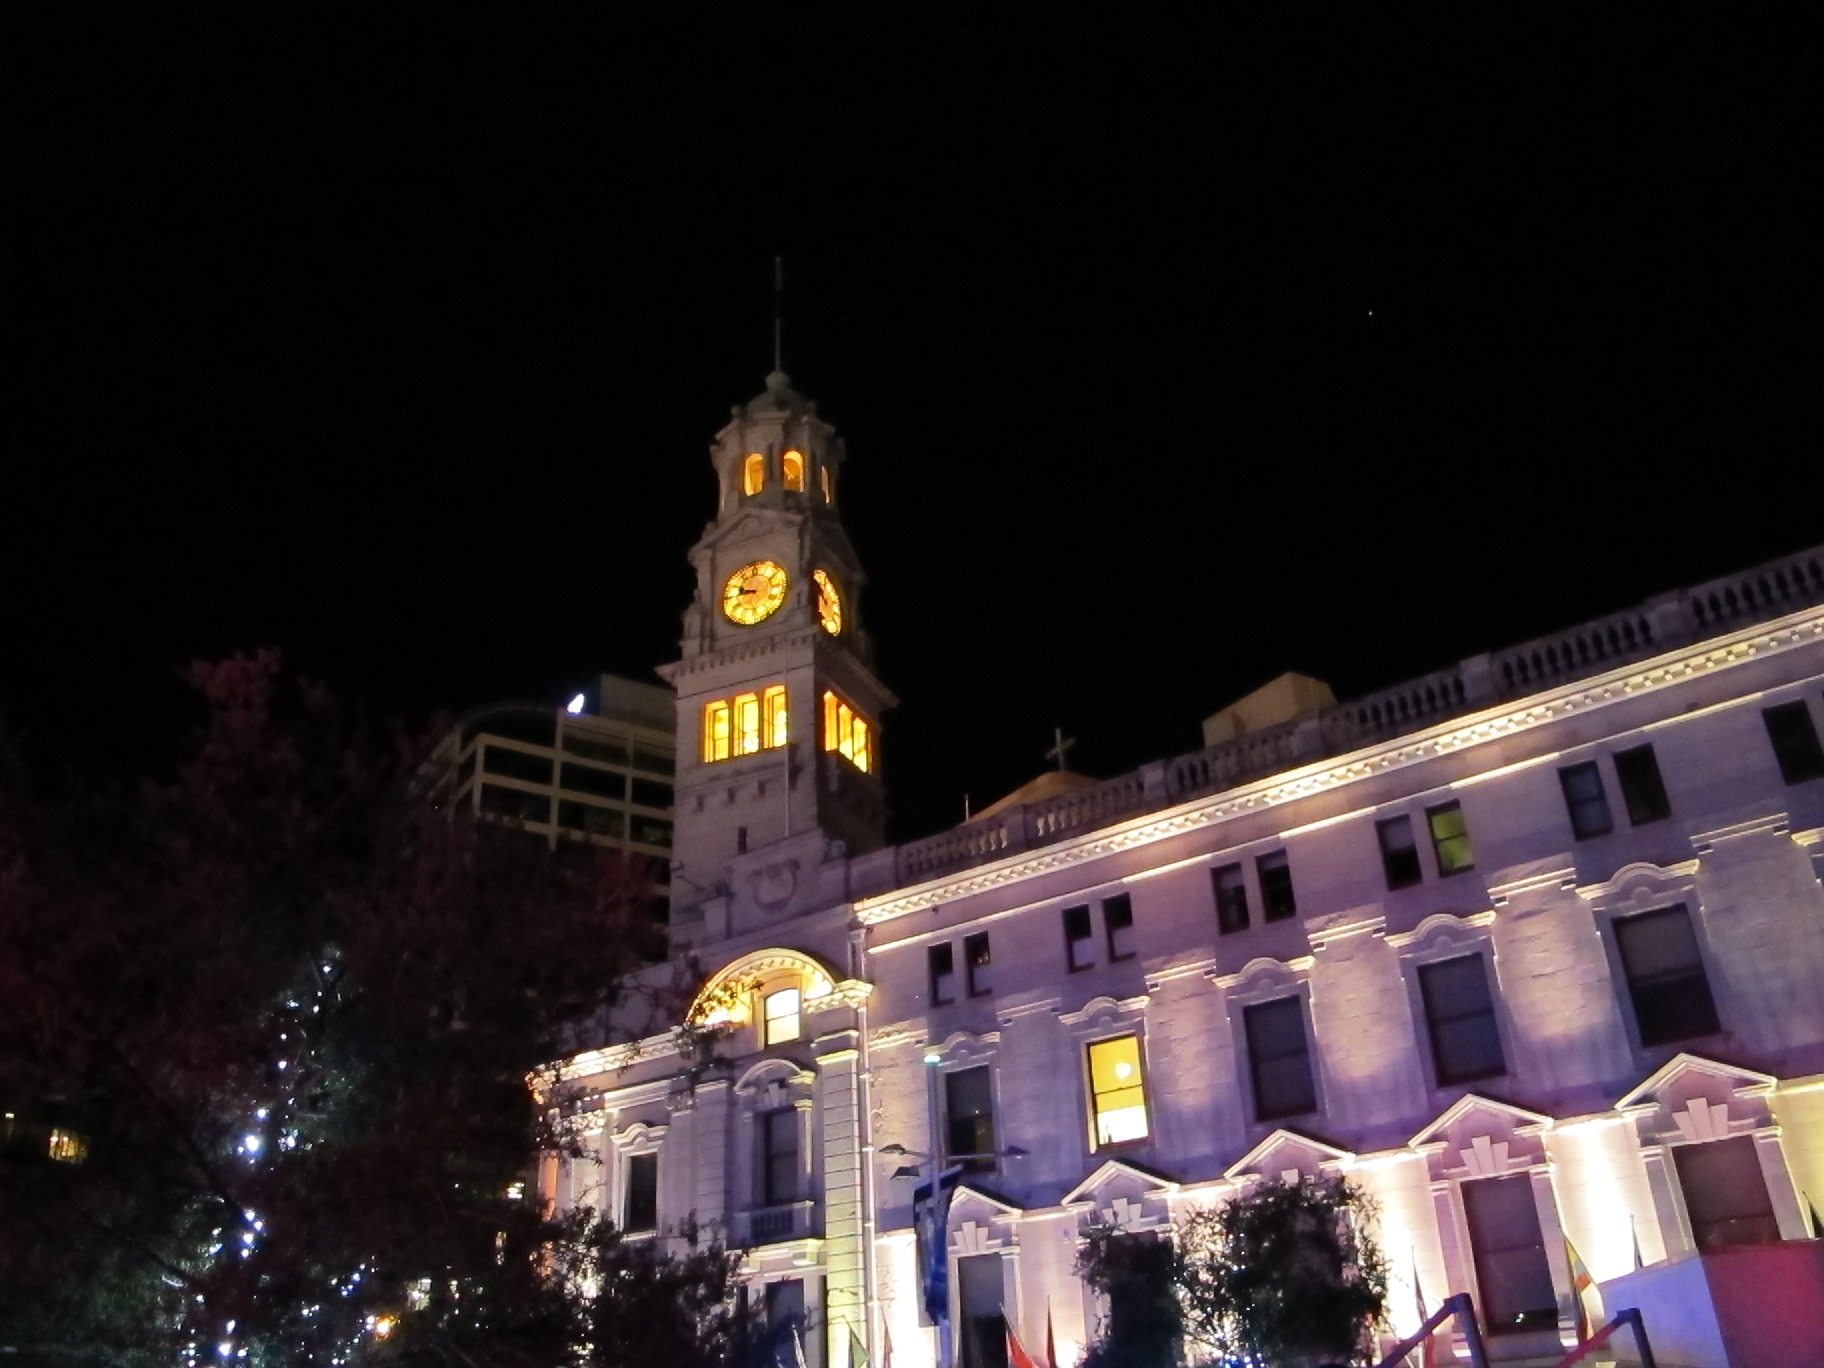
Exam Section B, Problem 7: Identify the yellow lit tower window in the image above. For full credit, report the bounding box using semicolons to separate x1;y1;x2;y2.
703;700;732;762
822;691;873;773
765;684;788;749
782;450;805;491
743;452;765;496
702;685;789;763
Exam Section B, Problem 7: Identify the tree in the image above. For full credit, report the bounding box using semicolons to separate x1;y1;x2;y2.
1075;1229;1185;1368
1176;1176;1389;1368
0;652;671;1364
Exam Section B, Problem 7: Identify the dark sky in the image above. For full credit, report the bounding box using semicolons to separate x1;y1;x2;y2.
4;10;1820;840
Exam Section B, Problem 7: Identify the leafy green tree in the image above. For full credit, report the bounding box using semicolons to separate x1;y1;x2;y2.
0;652;669;1365
1177;1176;1388;1368
1075;1229;1185;1368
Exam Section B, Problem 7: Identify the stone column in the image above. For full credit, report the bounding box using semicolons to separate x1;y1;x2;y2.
816;1028;866;1368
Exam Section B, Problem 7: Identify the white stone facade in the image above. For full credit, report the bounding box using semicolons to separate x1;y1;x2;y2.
545;379;1824;1368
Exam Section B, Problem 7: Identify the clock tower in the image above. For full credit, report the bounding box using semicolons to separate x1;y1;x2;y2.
659;372;894;946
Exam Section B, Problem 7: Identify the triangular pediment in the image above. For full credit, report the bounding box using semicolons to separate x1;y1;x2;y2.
1616;1053;1776;1111
1408;1093;1552;1148
1223;1129;1353;1184
1060;1158;1177;1208
950;1183;1025;1220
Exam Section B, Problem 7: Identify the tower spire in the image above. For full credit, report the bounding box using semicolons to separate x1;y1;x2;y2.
772;255;784;375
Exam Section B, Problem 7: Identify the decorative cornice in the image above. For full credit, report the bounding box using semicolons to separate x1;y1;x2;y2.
855;607;1824;926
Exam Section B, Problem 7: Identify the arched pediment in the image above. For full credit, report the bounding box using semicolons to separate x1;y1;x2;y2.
1579;859;1701;912
733;1057;814;1096
688;948;839;1024
1386;910;1497;955
1215;955;1314;996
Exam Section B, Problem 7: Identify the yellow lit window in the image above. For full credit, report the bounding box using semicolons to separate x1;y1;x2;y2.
782;450;805;491
822;691;873;773
764;986;801;1045
765;685;788;749
703;686;789;763
743;452;765;496
1087;1035;1149;1147
47;1129;88;1164
819;466;832;503
703;700;731;762
735;692;762;756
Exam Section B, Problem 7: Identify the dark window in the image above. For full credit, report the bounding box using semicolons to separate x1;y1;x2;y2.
556;800;625;838
929;943;956;1005
629;816;672;848
483;745;553;784
1378;815;1422;889
629;777;673;809
1258;851;1297;921
1673;1136;1781;1251
1615;906;1720;1046
758;1107;800;1206
1763;701;1824;785
1104;893;1136;960
1427;801;1475;875
1559;762;1613;840
1614;744;1672;825
469;710;557;747
765;1279;806;1342
1244;997;1317;1121
564;735;628;766
1462;1175;1557;1335
1064;905;1094;971
945;1066;996;1173
1212;863;1250;934
958;1253;1009;1368
479;784;551;824
624;1151;658;1232
1419;954;1506;1085
560;762;627;800
965;932;993;997
632;747;675;775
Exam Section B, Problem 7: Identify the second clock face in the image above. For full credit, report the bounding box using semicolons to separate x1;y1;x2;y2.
813;569;842;635
722;559;788;625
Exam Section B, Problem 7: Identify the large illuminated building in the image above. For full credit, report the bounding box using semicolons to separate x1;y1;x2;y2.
546;372;1824;1368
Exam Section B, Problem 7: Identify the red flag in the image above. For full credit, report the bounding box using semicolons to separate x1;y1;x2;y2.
1564;1236;1601;1342
1007;1324;1042;1368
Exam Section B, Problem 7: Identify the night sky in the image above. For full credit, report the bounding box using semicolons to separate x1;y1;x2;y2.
5;10;1820;841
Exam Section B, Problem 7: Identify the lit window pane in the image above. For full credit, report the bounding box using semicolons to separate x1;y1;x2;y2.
1087;1036;1149;1147
764;685;788;749
735;693;760;756
743;453;765;496
782;450;805;491
764;987;801;1045
704;701;731;763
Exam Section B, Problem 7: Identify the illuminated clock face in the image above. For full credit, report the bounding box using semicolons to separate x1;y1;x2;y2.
722;559;788;625
813;569;842;636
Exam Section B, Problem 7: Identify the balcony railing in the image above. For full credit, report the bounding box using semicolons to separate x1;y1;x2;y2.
735;1199;818;1247
883;542;1824;888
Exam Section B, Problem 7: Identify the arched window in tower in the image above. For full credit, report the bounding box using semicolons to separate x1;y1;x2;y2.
735;692;763;756
765;685;788;749
819;466;832;504
822;691;873;773
782;450;805;492
743;452;765;496
703;700;732;763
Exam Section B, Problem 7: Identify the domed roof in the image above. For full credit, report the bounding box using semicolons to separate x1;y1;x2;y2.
736;370;815;418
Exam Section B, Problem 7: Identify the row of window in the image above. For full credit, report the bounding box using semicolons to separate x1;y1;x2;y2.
703;686;790;762
929;901;1718;1163
741;448;834;503
700;687;876;774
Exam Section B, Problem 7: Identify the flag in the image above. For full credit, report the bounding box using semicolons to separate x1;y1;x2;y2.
849;1322;869;1368
1564;1235;1601;1342
1045;1300;1058;1368
1410;1252;1436;1368
1007;1324;1043;1368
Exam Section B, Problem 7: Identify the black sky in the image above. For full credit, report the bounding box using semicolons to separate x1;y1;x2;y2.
4;9;1820;840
